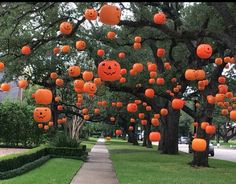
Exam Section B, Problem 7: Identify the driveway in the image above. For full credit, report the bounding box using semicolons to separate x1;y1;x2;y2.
178;144;236;163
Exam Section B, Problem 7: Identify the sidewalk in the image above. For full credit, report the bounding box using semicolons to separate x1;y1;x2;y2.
70;138;119;184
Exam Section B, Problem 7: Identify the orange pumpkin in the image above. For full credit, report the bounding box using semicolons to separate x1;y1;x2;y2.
38;124;43;129
145;88;155;98
207;95;215;104
94;108;100;114
97;49;105;56
149;71;157;78
33;107;51;122
115;129;122;135
146;106;152;111
107;31;116;39
48;121;54;127
154;113;160;118
0;62;5;71
120;68;127;75
221;109;229;115
127;103;138;113
68;66;81;77
218;84;228;94
84;115;90;120
35;89;52;105
118;52;125;59
74;79;84;88
215;57;223;65
84;8;98;20
94;78;102;85
128;126;134;131
76;40;86;50
133;63;144;73
172;99;185;110
1;83;11;91
192;138;206;152
83;71;94;81
83;82;97;94
149;132;161;142
151;118;160;126
149;78;156;84
134;100;142;104
156;48;165;57
98;60;121;81
55;78;64;86
18;80;28;89
226;92;233;98
110;117;115;122
21;45;31;55
148;63;157;72
61;45;70;53
201;122;209;130
44;125;49;131
218;76;226;84
185;69;196;80
133;42;141;49
156;78;165;85
138;113;145;119
53;47;60;55
205;125;216;135
142;102;147;107
82;108;88;115
196;44;212;59
141;120;147;126
153;12;166;24
160;108;168;116
130;118;136;123
164;62;171;70
119;77;126;83
116;102;123;107
230;110;236;120
171;78;177;83
224;56;231;63
60;22;73;35
134;36;142;43
215;93;225;102
57;105;63;111
195;70;206;80
55;96;61;103
192;122;198;127
99;4;121;25
50;72;58;80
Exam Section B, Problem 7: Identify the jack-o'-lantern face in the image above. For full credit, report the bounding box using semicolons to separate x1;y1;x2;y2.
33;107;51;122
84;8;98;20
196;44;213;59
83;82;97;94
73;79;84;89
60;22;73;35
76;40;86;50
99;5;121;25
98;60;121;81
68;66;81;77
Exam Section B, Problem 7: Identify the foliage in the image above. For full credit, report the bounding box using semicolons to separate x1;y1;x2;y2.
107;139;236;184
0;158;83;184
51;132;81;148
0;100;43;147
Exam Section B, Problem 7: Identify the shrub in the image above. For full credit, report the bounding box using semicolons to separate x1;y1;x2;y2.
52;132;81;148
0;100;44;147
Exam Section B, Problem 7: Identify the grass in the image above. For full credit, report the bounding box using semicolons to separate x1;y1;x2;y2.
0;158;82;184
106;138;236;184
212;140;236;149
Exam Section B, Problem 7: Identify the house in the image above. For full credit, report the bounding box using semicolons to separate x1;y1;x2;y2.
0;73;22;102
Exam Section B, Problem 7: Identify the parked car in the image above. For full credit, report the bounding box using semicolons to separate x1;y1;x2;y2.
179;136;190;144
189;142;214;156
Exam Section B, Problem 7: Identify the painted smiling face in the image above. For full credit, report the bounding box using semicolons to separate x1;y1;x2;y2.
99;5;121;25
76;40;86;50
196;44;213;59
83;82;97;94
68;66;81;77
59;22;73;35
33;107;51;122
98;60;121;81
84;8;98;20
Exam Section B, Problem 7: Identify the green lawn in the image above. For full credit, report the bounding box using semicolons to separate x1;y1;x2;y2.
81;137;98;151
106;139;236;184
1;158;82;184
212;140;236;149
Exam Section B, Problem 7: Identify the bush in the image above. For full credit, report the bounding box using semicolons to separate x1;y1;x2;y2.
0;100;44;147
0;145;87;179
52;132;81;148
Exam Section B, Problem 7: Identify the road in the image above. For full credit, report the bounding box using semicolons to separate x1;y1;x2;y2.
179;144;236;163
151;142;236;163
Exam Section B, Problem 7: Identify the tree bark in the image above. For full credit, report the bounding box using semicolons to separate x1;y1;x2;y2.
158;102;180;154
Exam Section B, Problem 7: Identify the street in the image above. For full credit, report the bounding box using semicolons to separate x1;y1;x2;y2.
178;144;236;163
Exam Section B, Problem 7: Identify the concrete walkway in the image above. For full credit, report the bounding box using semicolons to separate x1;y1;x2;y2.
70;138;119;184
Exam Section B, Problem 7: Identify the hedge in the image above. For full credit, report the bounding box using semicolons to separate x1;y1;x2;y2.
0;145;87;179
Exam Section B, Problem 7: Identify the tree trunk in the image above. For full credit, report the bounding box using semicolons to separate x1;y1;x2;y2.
158;102;180;154
142;119;152;148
